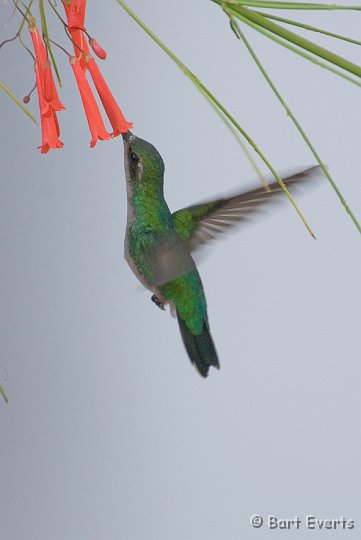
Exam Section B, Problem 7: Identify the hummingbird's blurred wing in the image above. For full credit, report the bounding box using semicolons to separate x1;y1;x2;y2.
172;166;320;253
140;230;196;287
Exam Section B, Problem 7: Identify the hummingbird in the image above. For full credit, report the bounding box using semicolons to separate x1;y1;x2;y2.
122;131;319;377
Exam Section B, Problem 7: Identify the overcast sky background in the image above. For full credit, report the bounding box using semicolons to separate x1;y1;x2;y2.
1;1;360;539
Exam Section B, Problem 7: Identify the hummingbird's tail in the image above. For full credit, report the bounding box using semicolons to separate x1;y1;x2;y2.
176;314;220;378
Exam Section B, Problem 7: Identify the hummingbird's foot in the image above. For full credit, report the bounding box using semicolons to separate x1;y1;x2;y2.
151;294;165;311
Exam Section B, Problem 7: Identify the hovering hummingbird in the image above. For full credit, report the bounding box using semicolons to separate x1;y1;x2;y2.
122;131;318;377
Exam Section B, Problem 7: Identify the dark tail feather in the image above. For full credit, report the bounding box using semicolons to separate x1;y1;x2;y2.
177;313;220;377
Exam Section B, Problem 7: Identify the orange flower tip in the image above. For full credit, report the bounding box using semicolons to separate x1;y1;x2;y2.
38;140;64;154
89;38;107;60
90;133;111;148
23;95;31;104
112;123;134;137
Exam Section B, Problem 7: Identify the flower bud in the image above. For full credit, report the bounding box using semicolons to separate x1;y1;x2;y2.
89;38;107;60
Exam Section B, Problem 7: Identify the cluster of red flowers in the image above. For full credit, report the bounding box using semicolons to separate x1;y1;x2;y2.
29;0;132;153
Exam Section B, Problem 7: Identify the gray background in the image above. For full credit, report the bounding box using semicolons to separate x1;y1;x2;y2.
1;1;360;539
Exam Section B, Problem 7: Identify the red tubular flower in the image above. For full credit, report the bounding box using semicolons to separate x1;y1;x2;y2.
35;63;64;154
29;24;64;153
43;61;53;103
38;113;64;154
87;57;132;136
62;0;90;70
29;25;47;65
42;61;66;117
62;1;132;146
68;27;90;70
89;38;107;60
70;57;111;147
29;26;64;115
62;0;86;29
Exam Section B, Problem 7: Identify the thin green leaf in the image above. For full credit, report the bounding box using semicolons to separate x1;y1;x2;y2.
46;0;68;27
215;2;361;78
229;9;361;87
222;0;361;11
0;385;8;404
205;94;269;189
0;81;37;123
227;12;361;233
115;0;315;238
18;0;35;36
39;0;62;87
260;11;361;46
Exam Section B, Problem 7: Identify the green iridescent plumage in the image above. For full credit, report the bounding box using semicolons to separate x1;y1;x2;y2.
122;131;319;377
123;132;218;376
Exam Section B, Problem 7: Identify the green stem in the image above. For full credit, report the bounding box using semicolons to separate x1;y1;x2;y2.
0;81;37;123
222;0;361;10
205;95;269;189
18;0;35;36
0;385;8;404
115;0;315;237
227;13;361;233
228;8;361;87
39;0;62;87
259;11;361;46
46;0;69;27
214;2;361;78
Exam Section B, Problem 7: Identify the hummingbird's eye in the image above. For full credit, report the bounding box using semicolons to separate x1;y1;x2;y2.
130;152;139;164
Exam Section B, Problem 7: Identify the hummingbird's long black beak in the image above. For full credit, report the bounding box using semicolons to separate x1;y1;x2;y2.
122;130;133;143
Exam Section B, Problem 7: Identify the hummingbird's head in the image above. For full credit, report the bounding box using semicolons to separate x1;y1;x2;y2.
122;131;165;194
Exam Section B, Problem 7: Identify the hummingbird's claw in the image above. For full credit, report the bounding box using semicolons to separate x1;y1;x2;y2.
151;294;165;311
